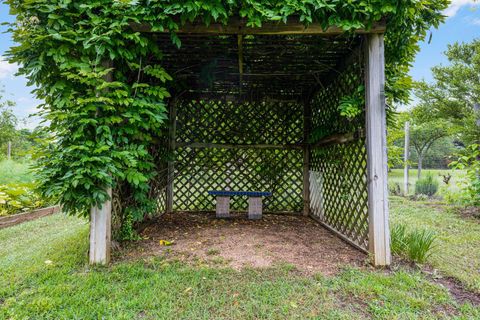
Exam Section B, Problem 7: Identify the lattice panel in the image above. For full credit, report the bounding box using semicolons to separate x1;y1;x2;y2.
310;139;368;248
309;49;369;249
173;147;304;212
170;98;305;213
176;99;303;145
310;58;364;140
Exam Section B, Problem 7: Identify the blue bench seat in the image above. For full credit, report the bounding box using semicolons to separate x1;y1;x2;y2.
207;190;272;197
208;190;272;219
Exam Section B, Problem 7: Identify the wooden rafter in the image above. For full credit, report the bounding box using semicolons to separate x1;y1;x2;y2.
130;18;386;35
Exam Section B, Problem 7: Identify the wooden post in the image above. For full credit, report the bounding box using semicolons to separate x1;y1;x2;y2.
89;60;113;265
7;141;11;160
166;99;177;213
365;34;391;266
303;101;311;216
404;121;410;196
89;188;112;264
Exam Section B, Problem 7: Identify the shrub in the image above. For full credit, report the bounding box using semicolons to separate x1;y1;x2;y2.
415;174;438;197
0;182;49;216
390;224;436;264
449;144;480;206
388;182;402;196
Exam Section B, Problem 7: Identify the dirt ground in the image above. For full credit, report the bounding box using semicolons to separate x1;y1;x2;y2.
123;212;367;275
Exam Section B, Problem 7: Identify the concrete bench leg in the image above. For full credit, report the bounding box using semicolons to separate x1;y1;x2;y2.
248;197;262;220
216;196;230;218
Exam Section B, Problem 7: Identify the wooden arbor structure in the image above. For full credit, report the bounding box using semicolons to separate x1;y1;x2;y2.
90;19;391;267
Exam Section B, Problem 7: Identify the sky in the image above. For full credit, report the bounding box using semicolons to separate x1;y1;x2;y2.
0;1;479;129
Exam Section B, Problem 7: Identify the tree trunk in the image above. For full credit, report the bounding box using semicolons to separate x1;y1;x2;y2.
417;155;423;179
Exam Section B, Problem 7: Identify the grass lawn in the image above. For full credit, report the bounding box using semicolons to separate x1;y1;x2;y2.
390;196;480;293
1;205;479;319
0;159;34;185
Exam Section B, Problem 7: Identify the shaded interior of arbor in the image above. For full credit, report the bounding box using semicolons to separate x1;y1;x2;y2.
115;33;370;249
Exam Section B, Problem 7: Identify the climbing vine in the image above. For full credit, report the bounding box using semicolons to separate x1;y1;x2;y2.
4;0;448;236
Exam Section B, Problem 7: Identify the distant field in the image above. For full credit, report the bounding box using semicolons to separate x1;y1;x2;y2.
0;160;34;185
388;169;465;196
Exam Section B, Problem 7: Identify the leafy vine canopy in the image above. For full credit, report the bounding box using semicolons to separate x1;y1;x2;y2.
4;0;448;221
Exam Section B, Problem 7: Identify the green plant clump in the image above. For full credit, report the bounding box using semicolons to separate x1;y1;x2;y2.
449;144;480;206
390;224;436;264
0;182;49;216
4;0;449;234
415;173;439;197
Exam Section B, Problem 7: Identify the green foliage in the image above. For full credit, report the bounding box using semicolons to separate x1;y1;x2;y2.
415;40;480;146
4;0;449;229
410;113;451;178
0;182;49;216
449;144;480;206
386;111;409;169
337;85;364;119
0;160;51;216
415;173;439;197
390;223;436;264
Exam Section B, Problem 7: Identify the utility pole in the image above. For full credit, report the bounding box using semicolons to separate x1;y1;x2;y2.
404;121;410;196
7;141;11;160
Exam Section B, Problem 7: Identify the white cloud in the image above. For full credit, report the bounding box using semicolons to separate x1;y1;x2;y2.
0;58;18;79
444;0;478;17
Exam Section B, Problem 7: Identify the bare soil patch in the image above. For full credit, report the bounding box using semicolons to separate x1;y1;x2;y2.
123;212;367;275
455;206;480;221
423;266;480;307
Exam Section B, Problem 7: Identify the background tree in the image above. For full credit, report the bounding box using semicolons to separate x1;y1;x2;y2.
413;39;479;203
0;91;18;158
409;118;450;178
414;39;480;145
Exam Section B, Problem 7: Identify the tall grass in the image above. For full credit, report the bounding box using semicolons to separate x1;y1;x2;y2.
390;224;436;264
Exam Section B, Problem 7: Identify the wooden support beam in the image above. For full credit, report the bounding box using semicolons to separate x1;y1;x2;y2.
130;18;386;35
365;34;391;267
302;100;311;216
311;130;364;149
89;61;113;265
166;99;177;213
175;142;303;150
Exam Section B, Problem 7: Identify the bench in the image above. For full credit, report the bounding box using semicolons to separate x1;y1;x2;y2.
207;190;272;220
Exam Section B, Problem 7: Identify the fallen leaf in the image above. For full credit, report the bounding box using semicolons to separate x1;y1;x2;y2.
159;240;173;246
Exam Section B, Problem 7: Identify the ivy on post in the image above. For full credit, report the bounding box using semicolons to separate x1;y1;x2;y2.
89;60;113;265
365;34;391;267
